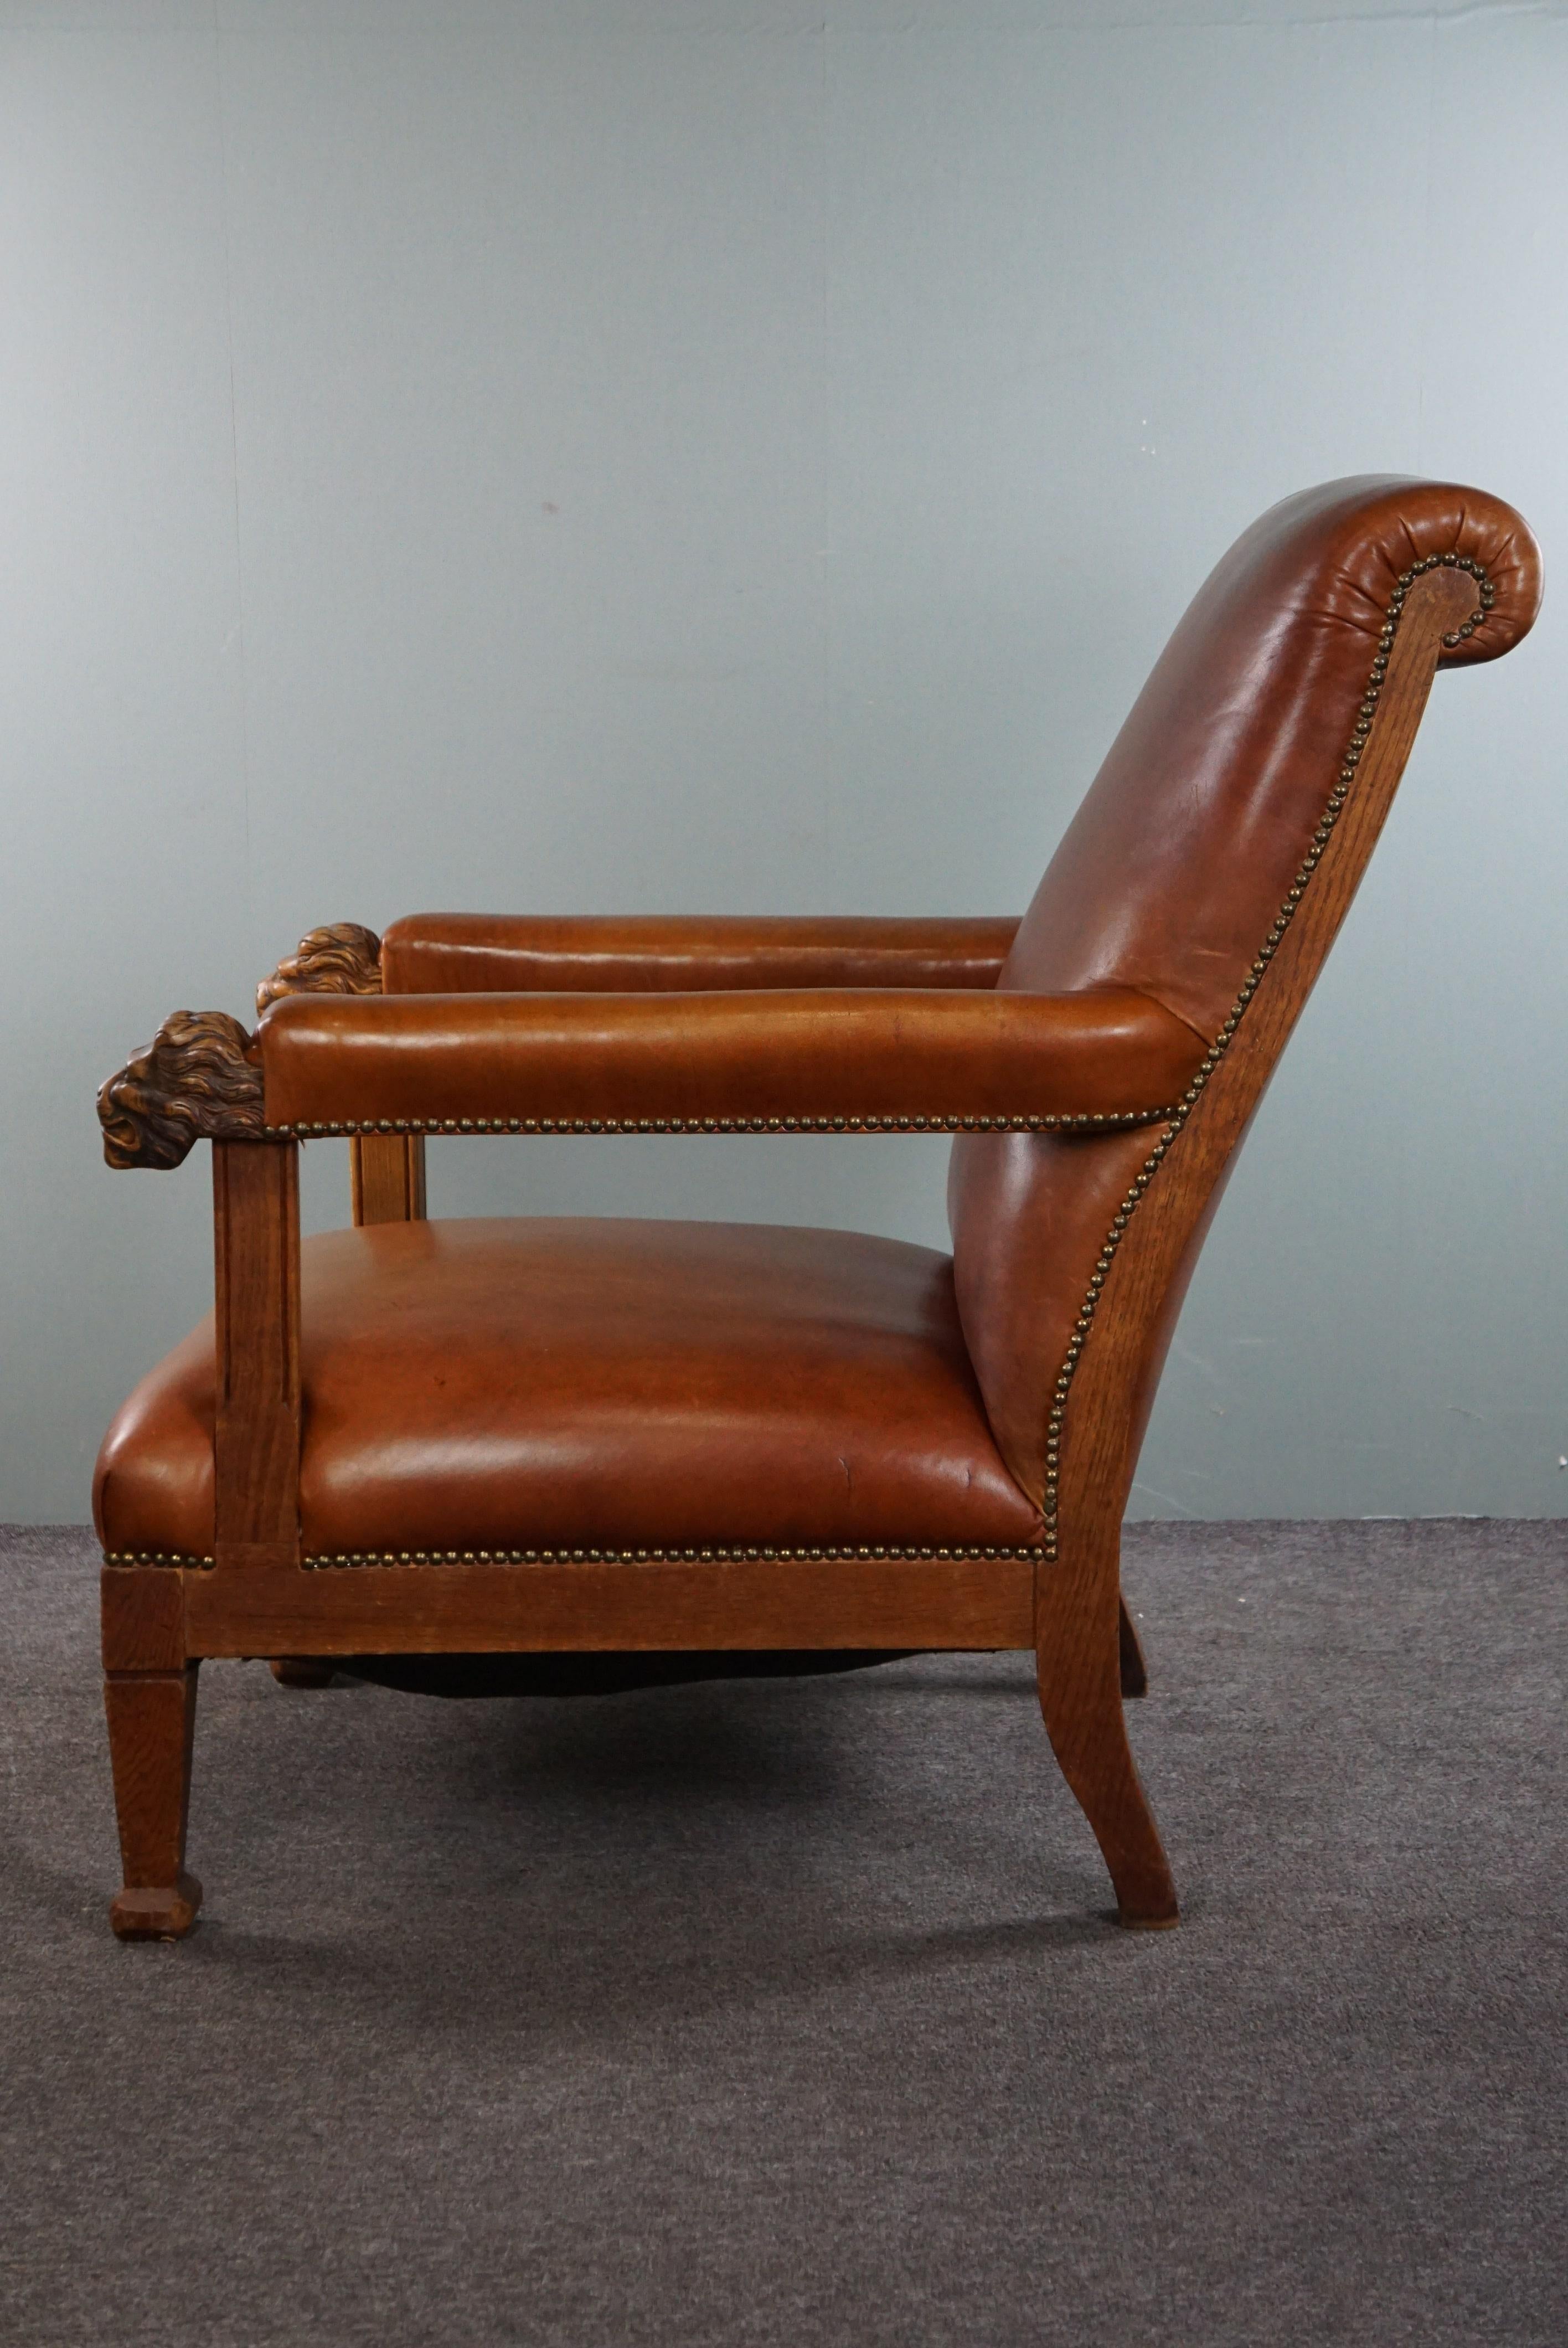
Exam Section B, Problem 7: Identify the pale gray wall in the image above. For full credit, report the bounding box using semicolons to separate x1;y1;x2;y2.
2;0;1563;1523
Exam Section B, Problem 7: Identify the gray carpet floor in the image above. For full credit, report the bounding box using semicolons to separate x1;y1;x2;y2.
2;1520;1564;2347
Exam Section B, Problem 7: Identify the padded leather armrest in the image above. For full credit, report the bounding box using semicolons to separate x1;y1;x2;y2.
256;986;1205;1133
381;914;1021;995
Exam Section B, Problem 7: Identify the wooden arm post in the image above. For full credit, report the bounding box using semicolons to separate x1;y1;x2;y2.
213;1139;302;1567
214;1135;320;1686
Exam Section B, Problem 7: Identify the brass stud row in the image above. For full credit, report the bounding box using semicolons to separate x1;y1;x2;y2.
277;1109;1175;1140
103;1544;1047;1571
301;1542;1048;1570
1039;550;1497;1562
103;1551;214;1569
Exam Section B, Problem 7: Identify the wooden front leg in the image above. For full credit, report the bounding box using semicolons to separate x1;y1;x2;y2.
102;1566;202;1940
97;1028;310;1935
105;1671;201;1940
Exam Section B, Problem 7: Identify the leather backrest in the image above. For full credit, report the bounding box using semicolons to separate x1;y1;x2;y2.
949;476;1541;1505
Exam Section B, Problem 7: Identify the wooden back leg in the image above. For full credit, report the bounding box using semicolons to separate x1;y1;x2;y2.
1118;1595;1148;1697
1036;1520;1178;1929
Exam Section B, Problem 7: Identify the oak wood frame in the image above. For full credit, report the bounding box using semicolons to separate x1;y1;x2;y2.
350;1131;427;1226
99;566;1477;1939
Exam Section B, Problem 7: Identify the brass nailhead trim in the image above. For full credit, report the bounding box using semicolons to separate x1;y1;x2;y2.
1039;553;1497;1563
273;1109;1177;1140
297;1543;1045;1570
103;1551;215;1570
104;1544;1045;1571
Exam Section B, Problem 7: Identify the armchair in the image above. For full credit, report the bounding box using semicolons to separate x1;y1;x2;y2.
94;476;1541;1940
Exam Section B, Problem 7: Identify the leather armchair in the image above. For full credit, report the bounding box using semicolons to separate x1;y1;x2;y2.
94;476;1542;1942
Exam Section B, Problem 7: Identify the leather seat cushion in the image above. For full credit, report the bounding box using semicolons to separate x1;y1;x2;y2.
94;1217;1045;1559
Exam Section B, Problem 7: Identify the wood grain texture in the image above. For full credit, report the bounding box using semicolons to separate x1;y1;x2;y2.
350;1133;427;1226
1118;1598;1148;1699
255;921;381;1016
104;1665;201;1940
213;1139;301;1560
184;1552;1036;1657
1039;563;1479;1928
97;1010;263;1169
101;1562;186;1674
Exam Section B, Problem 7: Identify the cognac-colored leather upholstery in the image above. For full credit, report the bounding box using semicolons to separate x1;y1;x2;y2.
94;1219;1046;1561
949;477;1544;1502
97;478;1545;1576
382;913;1022;995
91;474;1545;1940
255;985;1206;1132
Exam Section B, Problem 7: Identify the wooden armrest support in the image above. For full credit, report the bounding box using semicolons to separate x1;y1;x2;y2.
380;913;1022;995
252;985;1207;1134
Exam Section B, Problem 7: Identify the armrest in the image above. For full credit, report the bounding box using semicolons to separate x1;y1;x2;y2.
256;986;1206;1134
380;914;1021;995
